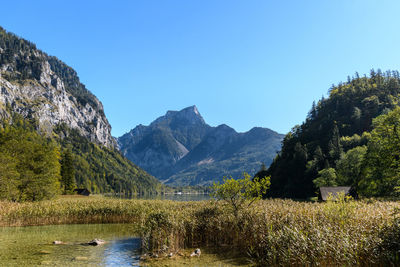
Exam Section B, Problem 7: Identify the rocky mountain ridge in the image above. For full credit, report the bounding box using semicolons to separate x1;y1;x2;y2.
118;106;284;186
0;27;115;148
0;26;160;194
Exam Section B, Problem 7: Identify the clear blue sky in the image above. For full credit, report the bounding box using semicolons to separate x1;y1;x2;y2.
2;0;400;137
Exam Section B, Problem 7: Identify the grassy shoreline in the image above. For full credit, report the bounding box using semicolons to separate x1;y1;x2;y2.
1;196;400;265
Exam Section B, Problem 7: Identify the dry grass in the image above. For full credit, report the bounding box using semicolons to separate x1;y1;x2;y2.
0;196;399;265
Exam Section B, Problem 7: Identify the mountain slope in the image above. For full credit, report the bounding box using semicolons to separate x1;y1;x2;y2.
118;106;284;186
0;26;115;148
118;106;212;180
0;26;161;194
266;70;400;198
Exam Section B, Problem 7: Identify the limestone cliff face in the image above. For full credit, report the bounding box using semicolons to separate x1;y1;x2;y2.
0;27;115;148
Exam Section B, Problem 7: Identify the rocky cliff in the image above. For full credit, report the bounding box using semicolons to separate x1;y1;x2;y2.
0;26;161;194
0;27;115;148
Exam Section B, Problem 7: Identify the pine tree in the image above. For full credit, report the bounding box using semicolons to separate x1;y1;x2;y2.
328;123;342;160
60;148;76;194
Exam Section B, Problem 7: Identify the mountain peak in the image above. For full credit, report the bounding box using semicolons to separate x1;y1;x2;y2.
183;105;199;114
156;105;205;126
176;105;205;124
118;105;283;185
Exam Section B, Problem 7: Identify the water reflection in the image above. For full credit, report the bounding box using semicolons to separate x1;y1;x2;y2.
102;238;141;267
0;224;140;267
114;194;211;202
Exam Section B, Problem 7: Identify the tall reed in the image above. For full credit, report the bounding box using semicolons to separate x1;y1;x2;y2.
1;196;399;265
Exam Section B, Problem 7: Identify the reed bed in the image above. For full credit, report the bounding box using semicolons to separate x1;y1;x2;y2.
0;196;399;265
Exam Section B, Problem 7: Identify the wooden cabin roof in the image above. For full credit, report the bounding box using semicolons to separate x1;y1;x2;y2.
319;186;351;201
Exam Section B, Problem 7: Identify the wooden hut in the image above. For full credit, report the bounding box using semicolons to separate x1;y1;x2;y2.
74;188;91;196
318;186;357;201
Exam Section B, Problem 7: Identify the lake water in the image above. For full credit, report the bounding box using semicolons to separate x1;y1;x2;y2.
126;193;211;202
0;224;141;266
0;223;252;266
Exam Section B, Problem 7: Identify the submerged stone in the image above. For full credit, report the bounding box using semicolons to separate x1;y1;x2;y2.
87;239;106;246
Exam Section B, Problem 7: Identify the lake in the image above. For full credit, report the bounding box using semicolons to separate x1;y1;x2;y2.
0;224;140;266
108;193;212;202
0;223;251;266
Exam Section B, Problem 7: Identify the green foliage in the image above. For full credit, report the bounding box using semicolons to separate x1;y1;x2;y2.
0;153;20;201
336;145;367;186
211;172;270;217
268;70;400;198
0;117;61;201
340;132;370;151
60;148;76;194
361;107;400;196
313;168;337;188
0;115;162;201
54;123;162;195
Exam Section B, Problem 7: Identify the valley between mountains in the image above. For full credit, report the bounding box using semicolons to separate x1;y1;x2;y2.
0;25;283;193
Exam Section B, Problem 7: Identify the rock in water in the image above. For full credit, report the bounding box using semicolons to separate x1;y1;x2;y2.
190;248;201;257
87;239;106;246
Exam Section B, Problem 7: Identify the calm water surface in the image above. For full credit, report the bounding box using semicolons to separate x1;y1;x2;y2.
0;224;141;266
0;223;251;266
127;193;211;201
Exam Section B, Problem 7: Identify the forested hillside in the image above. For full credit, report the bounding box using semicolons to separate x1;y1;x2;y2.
0;26;162;200
266;70;400;198
0;113;162;201
55;123;162;195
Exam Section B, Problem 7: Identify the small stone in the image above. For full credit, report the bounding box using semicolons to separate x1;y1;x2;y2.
190;248;201;257
87;239;106;246
53;240;63;245
168;252;173;257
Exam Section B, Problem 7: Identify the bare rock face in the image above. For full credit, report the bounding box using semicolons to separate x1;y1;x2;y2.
118;105;284;186
0;47;116;148
117;106;211;179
